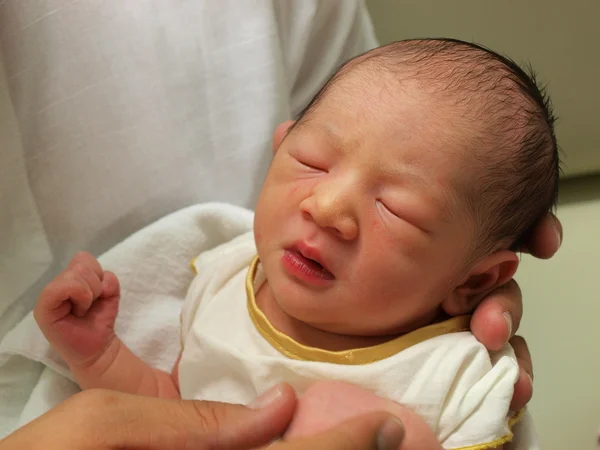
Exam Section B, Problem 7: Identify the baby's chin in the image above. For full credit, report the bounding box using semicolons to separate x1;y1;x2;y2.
275;294;392;335
284;309;398;341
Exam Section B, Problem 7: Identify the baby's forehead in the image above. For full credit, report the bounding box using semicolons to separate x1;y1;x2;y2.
297;50;531;189
317;64;481;131
300;74;478;169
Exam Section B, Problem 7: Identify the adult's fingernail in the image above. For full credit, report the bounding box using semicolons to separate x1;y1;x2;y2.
553;219;562;248
503;312;513;341
247;385;284;410
377;417;405;450
527;370;534;385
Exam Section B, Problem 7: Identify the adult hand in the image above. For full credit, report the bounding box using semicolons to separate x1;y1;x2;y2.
0;385;296;450
470;212;562;411
521;212;563;260
285;381;441;450
270;413;407;450
0;384;410;450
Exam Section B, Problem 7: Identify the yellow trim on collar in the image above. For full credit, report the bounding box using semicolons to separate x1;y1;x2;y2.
190;256;199;274
448;408;525;450
246;255;471;365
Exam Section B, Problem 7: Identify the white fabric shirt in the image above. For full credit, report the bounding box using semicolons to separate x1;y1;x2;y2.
179;231;521;450
0;0;377;335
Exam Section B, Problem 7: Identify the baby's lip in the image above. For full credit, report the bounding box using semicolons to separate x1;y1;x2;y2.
291;241;334;277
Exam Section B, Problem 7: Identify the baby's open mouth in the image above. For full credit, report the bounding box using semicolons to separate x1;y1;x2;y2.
302;255;325;271
293;250;334;278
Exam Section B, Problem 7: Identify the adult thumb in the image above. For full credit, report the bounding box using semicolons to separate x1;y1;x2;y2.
82;384;298;450
264;413;405;450
151;384;298;450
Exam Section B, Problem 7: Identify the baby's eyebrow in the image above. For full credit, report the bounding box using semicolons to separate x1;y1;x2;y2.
290;120;345;153
318;124;349;155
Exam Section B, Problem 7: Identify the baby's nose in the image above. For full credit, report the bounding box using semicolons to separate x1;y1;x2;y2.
330;214;358;241
301;189;359;241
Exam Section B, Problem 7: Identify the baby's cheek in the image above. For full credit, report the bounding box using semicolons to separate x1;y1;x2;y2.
368;218;400;251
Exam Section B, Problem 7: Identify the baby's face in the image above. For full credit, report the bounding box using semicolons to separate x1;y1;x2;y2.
254;75;476;337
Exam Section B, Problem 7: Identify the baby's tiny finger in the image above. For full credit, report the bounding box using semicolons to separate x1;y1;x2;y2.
101;271;120;299
35;278;72;324
63;272;95;317
70;263;103;300
68;251;104;279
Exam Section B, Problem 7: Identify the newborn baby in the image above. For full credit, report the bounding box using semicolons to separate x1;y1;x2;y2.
34;38;559;449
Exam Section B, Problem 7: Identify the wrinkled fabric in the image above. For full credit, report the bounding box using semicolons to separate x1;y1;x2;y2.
0;0;377;335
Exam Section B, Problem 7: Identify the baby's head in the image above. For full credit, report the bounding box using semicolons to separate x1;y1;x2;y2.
254;39;559;337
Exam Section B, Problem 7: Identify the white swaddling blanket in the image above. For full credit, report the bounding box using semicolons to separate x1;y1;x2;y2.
0;203;253;434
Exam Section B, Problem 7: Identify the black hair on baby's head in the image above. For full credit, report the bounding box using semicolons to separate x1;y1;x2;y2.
296;38;560;257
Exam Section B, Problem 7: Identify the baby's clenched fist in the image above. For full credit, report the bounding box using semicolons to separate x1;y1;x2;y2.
34;252;121;370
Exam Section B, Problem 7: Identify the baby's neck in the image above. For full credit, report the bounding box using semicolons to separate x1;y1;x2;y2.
255;282;400;352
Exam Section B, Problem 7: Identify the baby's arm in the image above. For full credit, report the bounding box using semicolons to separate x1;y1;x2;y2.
71;337;180;398
34;252;179;398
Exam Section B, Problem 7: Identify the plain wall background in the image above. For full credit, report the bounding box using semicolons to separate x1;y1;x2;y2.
365;1;599;449
517;177;600;450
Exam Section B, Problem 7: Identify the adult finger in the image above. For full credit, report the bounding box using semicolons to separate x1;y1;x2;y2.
0;386;297;450
265;413;405;450
82;384;297;449
471;279;523;352
521;212;562;259
509;336;534;412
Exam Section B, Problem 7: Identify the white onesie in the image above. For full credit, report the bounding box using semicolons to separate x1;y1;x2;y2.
178;231;521;450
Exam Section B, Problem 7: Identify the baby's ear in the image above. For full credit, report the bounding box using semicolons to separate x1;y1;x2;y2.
272;120;295;153
442;250;519;316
